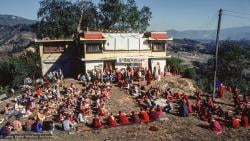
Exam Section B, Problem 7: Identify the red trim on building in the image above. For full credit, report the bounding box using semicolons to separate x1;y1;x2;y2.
82;32;103;39
150;33;169;39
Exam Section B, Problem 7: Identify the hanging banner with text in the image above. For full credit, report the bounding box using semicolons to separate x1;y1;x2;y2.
116;57;148;63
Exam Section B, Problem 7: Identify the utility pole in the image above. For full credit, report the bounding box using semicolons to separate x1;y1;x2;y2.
212;9;222;100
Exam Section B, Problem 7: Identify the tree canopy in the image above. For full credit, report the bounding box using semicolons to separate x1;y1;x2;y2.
197;41;250;94
35;0;152;38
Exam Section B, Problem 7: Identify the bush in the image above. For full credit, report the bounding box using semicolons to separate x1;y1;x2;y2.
183;67;196;79
0;51;41;89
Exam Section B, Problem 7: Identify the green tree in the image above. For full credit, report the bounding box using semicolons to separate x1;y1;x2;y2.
98;0;124;30
124;0;140;31
217;41;246;84
77;0;99;30
37;0;81;38
0;51;41;89
200;41;250;94
36;0;152;38
138;6;152;32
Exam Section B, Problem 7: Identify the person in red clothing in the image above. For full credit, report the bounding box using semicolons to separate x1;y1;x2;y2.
187;102;193;113
98;106;107;117
43;77;50;88
171;66;177;76
92;115;103;128
108;113;117;127
231;117;240;129
218;83;225;98
146;70;152;85
140;108;150;123
209;117;222;135
156;105;163;115
118;111;129;125
233;93;241;107
35;88;42;95
241;108;249;128
131;111;140;124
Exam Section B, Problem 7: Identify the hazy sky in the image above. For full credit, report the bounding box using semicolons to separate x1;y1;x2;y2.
0;0;250;31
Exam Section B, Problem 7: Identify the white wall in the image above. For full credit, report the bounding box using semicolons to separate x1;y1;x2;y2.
85;61;103;72
103;33;150;51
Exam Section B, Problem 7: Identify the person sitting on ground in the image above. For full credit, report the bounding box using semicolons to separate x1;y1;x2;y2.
35;110;46;121
180;98;189;117
24;117;33;131
68;114;77;127
32;119;42;133
214;106;224;117
118;111;129;125
164;100;173;113
92;115;103;128
233;93;241;107
149;107;160;121
3;103;11;114
98;105;107;117
77;112;86;123
131;111;140;124
241;107;249;128
208;117;222;135
108;113;118;127
193;98;202;112
62;116;74;132
200;109;211;121
156;105;163;115
0;122;12;138
139;108;150;123
231;116;240;129
12;117;22;132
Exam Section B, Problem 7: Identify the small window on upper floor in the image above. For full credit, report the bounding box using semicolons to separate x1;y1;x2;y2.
152;42;165;52
86;43;102;53
43;45;65;53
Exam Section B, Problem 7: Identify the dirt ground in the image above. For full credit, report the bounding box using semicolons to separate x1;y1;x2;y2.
1;77;250;141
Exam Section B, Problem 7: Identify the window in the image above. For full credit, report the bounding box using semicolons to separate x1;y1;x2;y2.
152;42;165;52
43;46;65;53
86;43;102;53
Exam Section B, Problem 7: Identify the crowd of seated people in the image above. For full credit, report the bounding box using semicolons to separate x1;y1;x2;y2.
0;68;249;138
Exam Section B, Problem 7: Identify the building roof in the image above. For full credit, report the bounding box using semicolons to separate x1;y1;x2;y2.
35;39;73;43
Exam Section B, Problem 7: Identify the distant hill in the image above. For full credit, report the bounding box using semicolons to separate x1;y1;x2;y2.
0;15;36;26
0;24;36;52
167;26;250;40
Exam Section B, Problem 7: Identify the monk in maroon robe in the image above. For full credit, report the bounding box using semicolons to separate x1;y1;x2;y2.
209;118;222;135
118;111;129;125
108;113;117;127
146;70;152;85
218;83;225;98
231;117;240;129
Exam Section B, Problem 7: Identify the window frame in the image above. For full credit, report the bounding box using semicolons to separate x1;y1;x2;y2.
151;42;166;52
43;45;65;53
85;43;103;53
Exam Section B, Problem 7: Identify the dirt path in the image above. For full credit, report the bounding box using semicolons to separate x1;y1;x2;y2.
107;87;139;114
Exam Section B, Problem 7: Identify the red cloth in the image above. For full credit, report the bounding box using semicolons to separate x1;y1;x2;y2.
99;109;106;116
219;84;224;98
36;89;42;95
140;111;150;123
188;103;193;113
231;117;240;129
108;116;117;127
119;114;129;125
241;116;249;128
92;118;102;128
210;119;222;135
117;72;123;81
146;71;152;85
